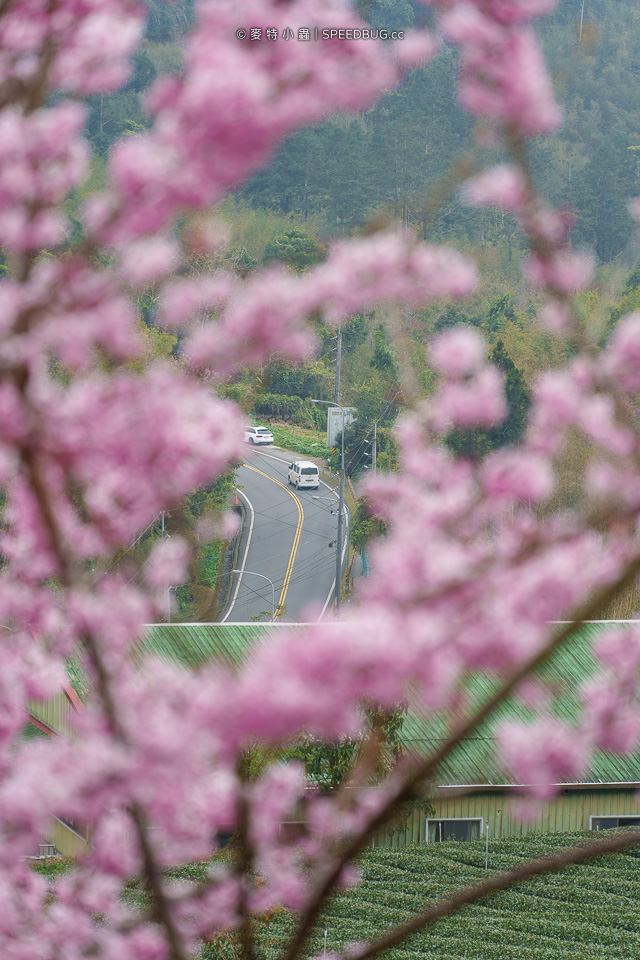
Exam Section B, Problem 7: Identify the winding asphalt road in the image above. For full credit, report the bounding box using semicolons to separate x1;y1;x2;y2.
222;447;348;623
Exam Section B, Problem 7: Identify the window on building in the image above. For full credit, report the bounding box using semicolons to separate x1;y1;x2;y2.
590;815;640;831
427;818;483;842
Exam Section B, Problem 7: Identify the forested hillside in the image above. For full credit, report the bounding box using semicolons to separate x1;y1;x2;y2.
84;0;640;265
243;0;640;264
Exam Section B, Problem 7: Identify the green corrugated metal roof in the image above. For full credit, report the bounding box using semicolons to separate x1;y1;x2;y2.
140;621;640;787
21;722;50;741
402;622;640;786
139;622;302;669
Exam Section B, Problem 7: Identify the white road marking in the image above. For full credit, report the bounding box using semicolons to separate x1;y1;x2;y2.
221;487;255;623
244;448;350;621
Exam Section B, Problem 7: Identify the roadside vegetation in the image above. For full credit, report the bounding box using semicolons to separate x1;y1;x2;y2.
267;424;327;459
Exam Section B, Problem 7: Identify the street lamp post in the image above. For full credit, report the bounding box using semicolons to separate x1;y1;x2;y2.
310;398;346;610
232;569;276;621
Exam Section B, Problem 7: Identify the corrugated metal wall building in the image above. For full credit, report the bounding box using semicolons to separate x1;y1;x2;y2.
389;622;640;843
26;621;640;852
377;787;640;847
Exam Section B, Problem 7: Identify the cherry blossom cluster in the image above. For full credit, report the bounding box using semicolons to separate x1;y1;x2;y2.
185;235;478;375
1;0;640;958
346;321;640;790
429;0;561;135
0;104;88;254
0;1;455;955
0;0;144;99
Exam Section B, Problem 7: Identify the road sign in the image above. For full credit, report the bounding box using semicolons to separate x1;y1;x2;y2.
326;406;356;446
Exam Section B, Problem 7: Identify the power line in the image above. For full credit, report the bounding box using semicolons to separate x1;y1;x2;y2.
98;512;163;579
340;389;402;478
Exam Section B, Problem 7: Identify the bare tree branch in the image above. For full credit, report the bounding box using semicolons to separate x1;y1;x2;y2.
236;787;258;960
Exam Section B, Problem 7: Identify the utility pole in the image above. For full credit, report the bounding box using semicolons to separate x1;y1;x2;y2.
372;422;377;476
161;511;170;622
310;399;346;611
336;427;345;608
334;322;342;405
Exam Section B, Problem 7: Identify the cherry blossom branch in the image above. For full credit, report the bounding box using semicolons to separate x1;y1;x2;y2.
340;828;640;960
236;788;257;960
4;4;640;959
281;549;640;960
131;803;191;960
429;549;640;761
17;438;190;958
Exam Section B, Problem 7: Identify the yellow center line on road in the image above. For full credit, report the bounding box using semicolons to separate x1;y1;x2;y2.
243;464;304;620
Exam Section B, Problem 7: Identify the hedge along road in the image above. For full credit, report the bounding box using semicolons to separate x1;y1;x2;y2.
222;447;349;623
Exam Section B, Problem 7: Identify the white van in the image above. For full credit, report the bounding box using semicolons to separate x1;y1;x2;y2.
287;461;319;490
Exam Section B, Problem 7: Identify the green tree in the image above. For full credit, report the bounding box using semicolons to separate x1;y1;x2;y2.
288;703;407;794
350;495;388;552
327;387;399;479
355;0;416;30
569;141;636;262
446;341;531;460
142;0;195;41
486;294;516;333
370;326;397;376
434;304;482;333
264;357;331;400
322;119;373;231
262;229;324;272
241;127;326;219
488;340;532;447
624;262;640;293
341;314;369;353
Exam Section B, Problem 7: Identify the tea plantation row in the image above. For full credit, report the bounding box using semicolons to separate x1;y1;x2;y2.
244;832;640;960
34;832;640;958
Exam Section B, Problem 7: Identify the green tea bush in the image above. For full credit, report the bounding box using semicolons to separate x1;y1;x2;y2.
244;834;640;960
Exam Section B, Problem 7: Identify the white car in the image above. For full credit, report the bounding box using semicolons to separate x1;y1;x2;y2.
287;461;320;490
244;425;274;445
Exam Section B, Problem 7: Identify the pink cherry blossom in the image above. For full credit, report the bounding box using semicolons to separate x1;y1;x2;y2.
430;327;486;377
483;449;554;503
0;103;88;252
119;238;181;287
461;163;529;212
307;233;477;324
603;312;640;394
440;9;561;135
524;250;594;293
434;367;507;430
500;719;588;798
158;274;237;330
86;0;426;243
144;538;191;591
629;197;640;222
537;300;574;336
0;0;639;956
